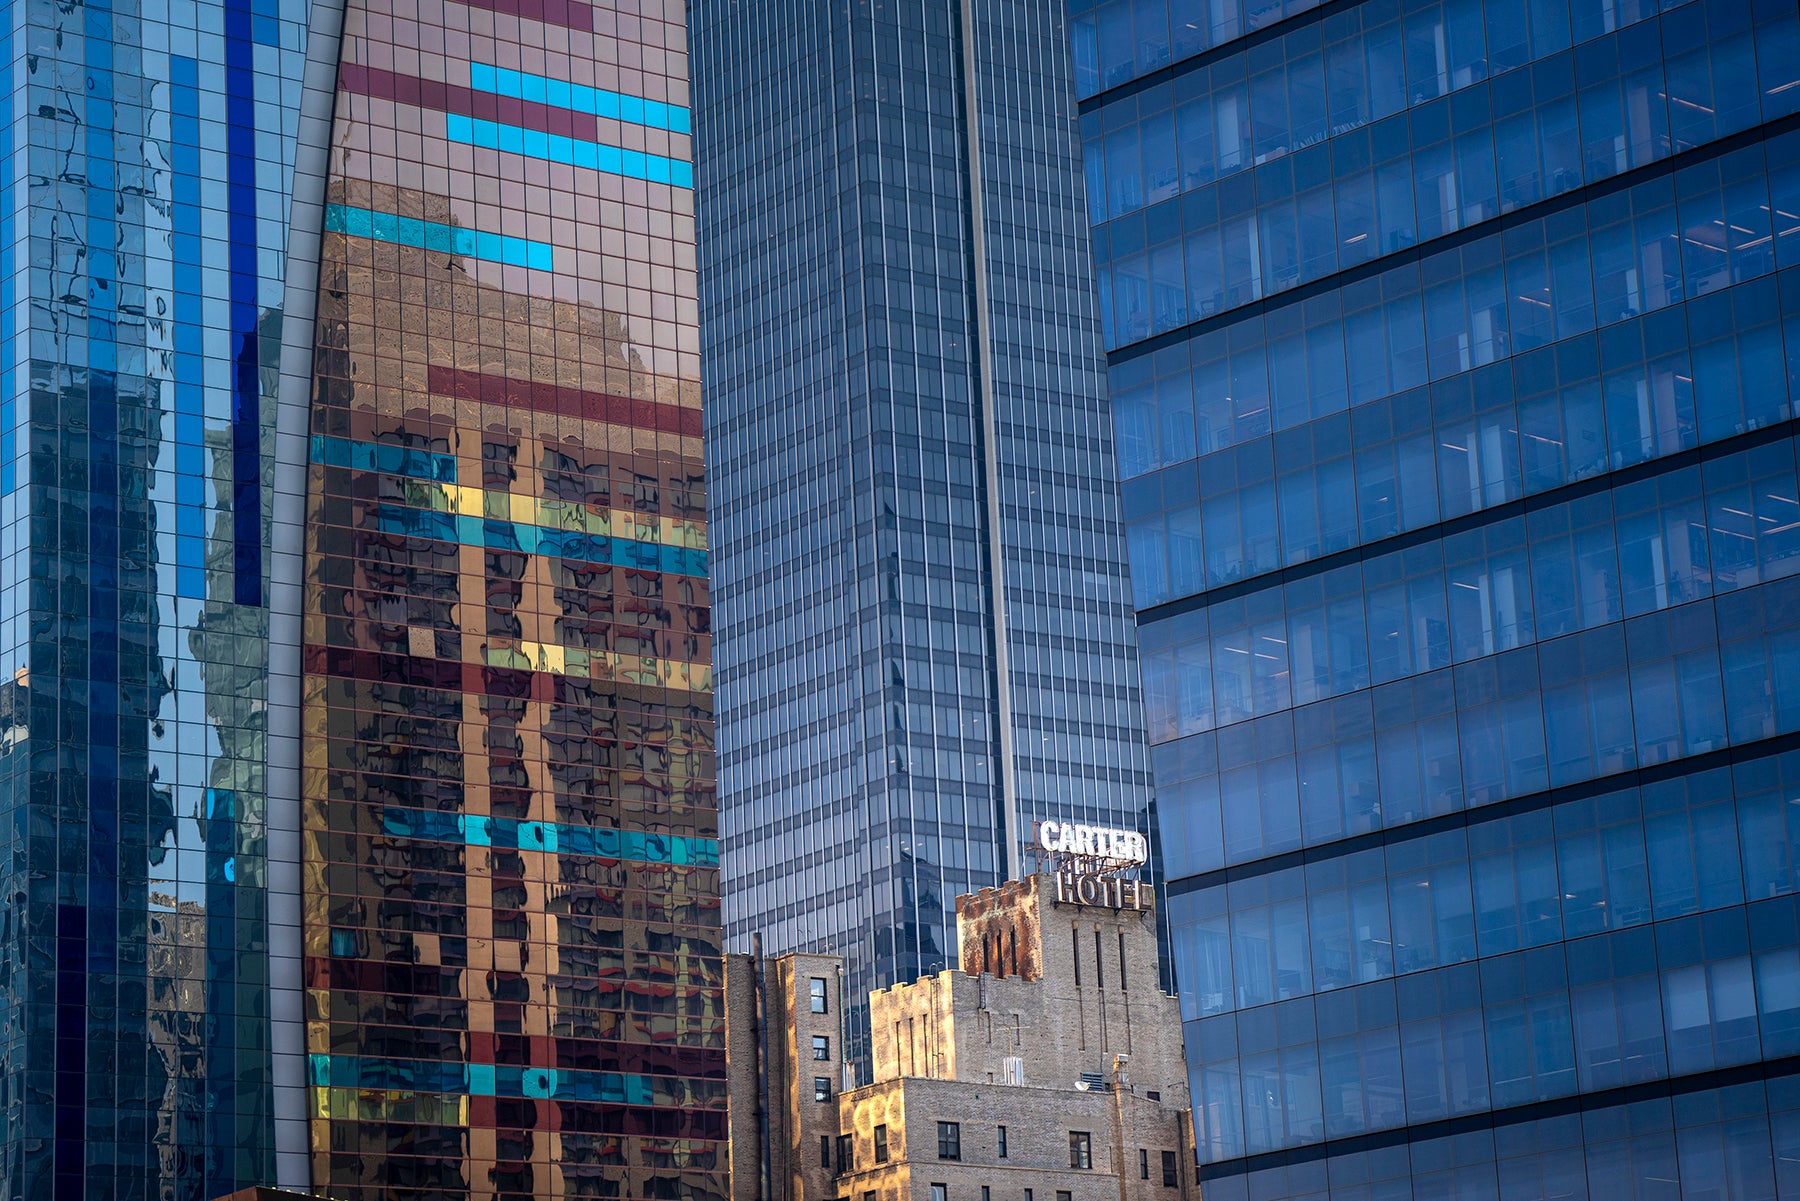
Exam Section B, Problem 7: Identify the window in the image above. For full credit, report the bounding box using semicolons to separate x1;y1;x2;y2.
1162;1150;1179;1187
1140;1149;1150;1179
1058;1192;1073;1201
874;1125;889;1163
821;1136;831;1168
983;1190;991;1201
814;1077;832;1102
938;1121;962;1160
997;1126;1008;1159
1096;928;1107;989
813;1035;831;1060
1072;925;1083;985
837;1134;854;1173
932;1186;948;1201
1069;1132;1092;1169
810;977;829;1013
1119;930;1129;991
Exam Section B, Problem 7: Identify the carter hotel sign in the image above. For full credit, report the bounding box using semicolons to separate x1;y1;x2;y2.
1035;820;1152;911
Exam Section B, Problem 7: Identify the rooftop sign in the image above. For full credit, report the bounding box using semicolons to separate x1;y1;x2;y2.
1033;821;1152;910
1035;820;1149;869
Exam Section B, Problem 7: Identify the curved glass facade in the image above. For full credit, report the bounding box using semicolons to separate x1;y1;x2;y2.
0;0;722;1191
1071;0;1800;1195
0;0;317;1190
297;0;726;1193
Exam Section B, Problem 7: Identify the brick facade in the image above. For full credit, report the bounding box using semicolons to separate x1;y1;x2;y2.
728;875;1196;1201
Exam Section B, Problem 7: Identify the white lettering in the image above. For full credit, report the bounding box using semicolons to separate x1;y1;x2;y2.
1050;870;1152;911
1032;821;1150;867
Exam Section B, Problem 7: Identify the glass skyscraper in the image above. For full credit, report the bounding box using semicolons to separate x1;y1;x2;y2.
1069;0;1800;1197
689;0;1158;1057
0;0;724;1193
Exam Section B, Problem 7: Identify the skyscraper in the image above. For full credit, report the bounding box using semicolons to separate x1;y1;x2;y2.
690;0;1158;1054
0;0;723;1193
1071;0;1800;1196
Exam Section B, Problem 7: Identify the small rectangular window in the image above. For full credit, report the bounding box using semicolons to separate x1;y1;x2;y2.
997;1126;1008;1159
1140;1149;1150;1179
811;977;829;1013
813;1034;831;1060
932;1185;948;1201
1071;925;1082;985
1119;929;1129;991
982;1189;991;1201
838;1134;855;1173
1069;1132;1092;1170
1095;928;1106;989
938;1121;962;1160
874;1125;889;1163
1057;1192;1072;1201
814;1077;832;1102
821;1136;831;1168
1163;1150;1179;1187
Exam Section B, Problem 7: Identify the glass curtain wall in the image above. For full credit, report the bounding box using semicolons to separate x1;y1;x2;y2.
1070;0;1800;1196
295;0;728;1195
0;0;317;1192
692;0;1157;1066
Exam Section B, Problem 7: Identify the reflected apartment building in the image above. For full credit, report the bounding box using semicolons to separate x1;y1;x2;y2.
0;0;723;1195
1068;0;1800;1198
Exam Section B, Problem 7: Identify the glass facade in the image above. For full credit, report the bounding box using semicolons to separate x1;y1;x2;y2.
298;0;726;1195
0;0;317;1189
689;0;1157;1066
1070;0;1800;1196
1;0;723;1192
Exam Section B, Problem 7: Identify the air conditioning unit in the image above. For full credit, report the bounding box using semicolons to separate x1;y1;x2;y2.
1002;1056;1025;1087
1078;1071;1109;1092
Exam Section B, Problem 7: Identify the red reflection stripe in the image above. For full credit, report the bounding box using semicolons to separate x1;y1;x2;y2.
303;644;555;703
339;63;600;142
452;0;596;32
428;364;704;438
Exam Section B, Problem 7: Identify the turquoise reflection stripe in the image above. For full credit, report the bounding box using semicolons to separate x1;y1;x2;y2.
311;435;456;483
469;63;690;134
444;113;693;187
324;203;554;270
309;1055;678;1104
372;505;708;577
380;806;720;867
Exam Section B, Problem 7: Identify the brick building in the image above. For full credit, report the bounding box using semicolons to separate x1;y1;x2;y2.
727;875;1195;1201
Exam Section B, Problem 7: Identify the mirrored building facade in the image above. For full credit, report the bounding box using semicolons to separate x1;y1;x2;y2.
0;0;724;1192
0;0;319;1190
1068;0;1800;1197
689;0;1158;1064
